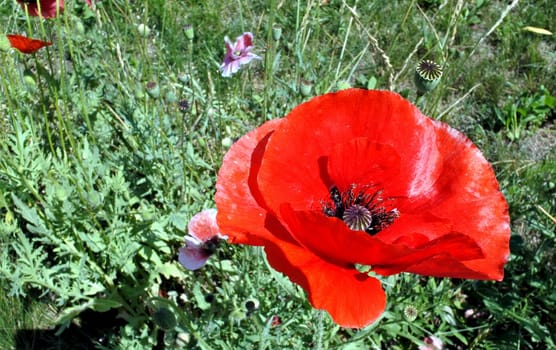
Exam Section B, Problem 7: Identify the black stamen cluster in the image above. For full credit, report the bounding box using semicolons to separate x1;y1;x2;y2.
322;185;399;235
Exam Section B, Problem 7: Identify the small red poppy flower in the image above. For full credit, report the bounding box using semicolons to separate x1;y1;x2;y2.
17;0;92;18
17;0;63;18
215;89;510;328
7;34;52;54
178;209;226;271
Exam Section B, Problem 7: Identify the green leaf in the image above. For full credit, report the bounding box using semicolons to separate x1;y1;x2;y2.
11;194;42;227
157;261;186;279
91;297;123;312
192;284;211;311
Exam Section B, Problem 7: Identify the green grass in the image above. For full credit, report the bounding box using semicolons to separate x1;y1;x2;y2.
1;0;555;348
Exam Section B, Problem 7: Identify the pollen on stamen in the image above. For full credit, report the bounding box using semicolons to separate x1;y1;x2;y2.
343;204;373;231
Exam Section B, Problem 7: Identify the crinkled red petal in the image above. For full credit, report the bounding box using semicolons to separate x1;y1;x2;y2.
263;236;386;328
414;121;510;280
280;204;484;275
7;34;52;54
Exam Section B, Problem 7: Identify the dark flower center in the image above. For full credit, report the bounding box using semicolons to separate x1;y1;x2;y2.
19;0;37;3
322;185;399;235
201;237;220;256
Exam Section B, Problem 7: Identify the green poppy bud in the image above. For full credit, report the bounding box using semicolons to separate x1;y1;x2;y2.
221;137;234;149
0;36;10;51
146;81;160;98
178;72;190;84
135;85;145;99
300;79;313;97
165;90;177;103
183;25;194;40
272;24;282;41
153;307;177;330
23;75;37;89
137;23;151;37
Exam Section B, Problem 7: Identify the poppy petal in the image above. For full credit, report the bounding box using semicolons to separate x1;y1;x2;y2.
188;209;221;241
7;34;52;54
256;90;443;214
326;137;401;192
178;247;210;271
413;122;510;280
263;237;386;328
279;204;484;274
216;118;287;245
238;32;254;50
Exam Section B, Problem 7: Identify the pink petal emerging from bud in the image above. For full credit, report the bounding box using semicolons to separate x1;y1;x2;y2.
178;209;225;270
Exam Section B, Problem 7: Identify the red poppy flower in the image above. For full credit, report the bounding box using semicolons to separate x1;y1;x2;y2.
17;0;92;18
7;34;52;54
215;89;510;328
17;0;63;18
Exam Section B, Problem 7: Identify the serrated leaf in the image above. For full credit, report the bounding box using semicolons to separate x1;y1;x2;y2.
169;212;188;231
11;194;42;227
56;300;94;324
91;297;123;312
157;261;186;279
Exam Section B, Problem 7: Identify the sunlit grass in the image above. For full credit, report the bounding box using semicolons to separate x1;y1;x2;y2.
0;0;554;348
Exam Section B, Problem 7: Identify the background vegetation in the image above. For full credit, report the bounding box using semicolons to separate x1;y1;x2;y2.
0;0;554;349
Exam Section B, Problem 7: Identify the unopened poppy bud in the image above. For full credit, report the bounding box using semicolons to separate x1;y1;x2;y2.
74;19;85;35
270;315;281;327
414;59;442;94
229;309;246;321
146;81;160;98
178;72;190;83
0;36;10;51
221;137;234;148
183;25;194;40
165;90;177;103
23;75;36;89
300;79;313;97
272;24;282;41
137;23;151;37
135;85;145;99
153;307;177;330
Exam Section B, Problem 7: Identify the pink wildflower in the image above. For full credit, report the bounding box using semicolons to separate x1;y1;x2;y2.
178;209;225;270
220;32;261;77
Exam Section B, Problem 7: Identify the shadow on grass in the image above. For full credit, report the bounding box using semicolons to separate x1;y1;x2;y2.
14;309;124;350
